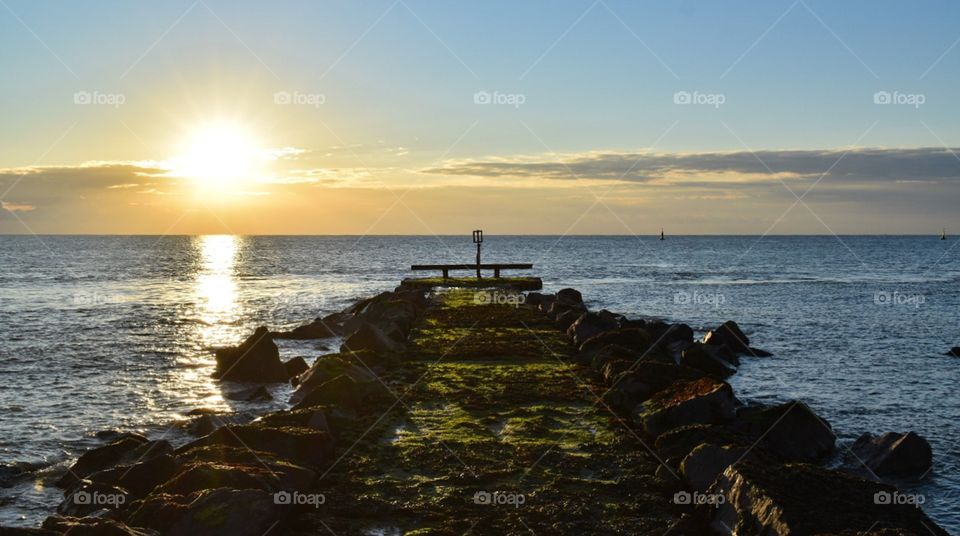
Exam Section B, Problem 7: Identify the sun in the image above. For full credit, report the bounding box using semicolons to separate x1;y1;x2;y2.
172;121;263;190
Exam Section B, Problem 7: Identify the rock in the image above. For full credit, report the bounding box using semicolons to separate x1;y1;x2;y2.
254;408;335;435
636;377;737;437
946;347;960;357
283;357;309;381
703;320;750;354
57;435;172;488
851;431;932;478
679;443;749;492
156;460;312;496
646;322;694;348
747;347;773;357
177;425;333;468
214;327;288;383
127;487;287;536
566;311;621;347
655;424;752;462
523;292;554;308
554;308;581;331
82;454;180;498
579;328;653;355
607;363;707;411
680;343;737;378
710;462;949;536
293;374;380;412
340;322;405;355
272;318;336;340
555;288;584;308
222;385;272;402
730;401;835;462
57;481;129;517
289;355;375;404
42;517;157;536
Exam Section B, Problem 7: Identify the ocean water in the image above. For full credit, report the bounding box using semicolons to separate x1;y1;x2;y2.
0;235;958;530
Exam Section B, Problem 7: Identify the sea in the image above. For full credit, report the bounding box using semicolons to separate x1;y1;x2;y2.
0;235;957;530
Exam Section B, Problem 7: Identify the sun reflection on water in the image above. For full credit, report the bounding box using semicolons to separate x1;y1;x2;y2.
195;235;241;347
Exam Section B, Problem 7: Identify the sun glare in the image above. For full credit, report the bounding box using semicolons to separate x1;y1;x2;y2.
172;122;263;190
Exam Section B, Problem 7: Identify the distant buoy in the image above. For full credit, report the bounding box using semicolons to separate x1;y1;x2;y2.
659;229;665;241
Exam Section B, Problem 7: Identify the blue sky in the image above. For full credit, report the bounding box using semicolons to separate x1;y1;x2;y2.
2;0;960;233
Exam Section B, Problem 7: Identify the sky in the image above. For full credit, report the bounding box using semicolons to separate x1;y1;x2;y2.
2;0;960;235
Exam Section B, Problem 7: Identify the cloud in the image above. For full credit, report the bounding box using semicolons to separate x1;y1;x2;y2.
1;201;36;212
422;147;960;185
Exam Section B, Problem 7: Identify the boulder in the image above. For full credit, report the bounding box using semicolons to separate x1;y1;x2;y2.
555;288;584;309
680;343;737;378
566;311;621;347
524;292;554;308
645;322;694;348
946;347;960;357
680;443;749;492
554;308;581;331
851;431;932;478
41;517;157;536
579;328;653;355
283;357;309;381
293;374;382;412
636;377;737;437
711;462;949;536
222;385;272;402
155;460;313;496
340;322;405;355
176;425;332;468
703;320;750;354
57;481;129;517
272;318;336;340
655;424;752;462
607;363;707;411
214;327;288;383
290;355;374;404
82;453;180;498
127;487;287;536
57;435;172;488
730;401;835;462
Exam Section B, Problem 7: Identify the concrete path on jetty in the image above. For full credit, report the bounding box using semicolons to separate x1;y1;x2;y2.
291;287;675;534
